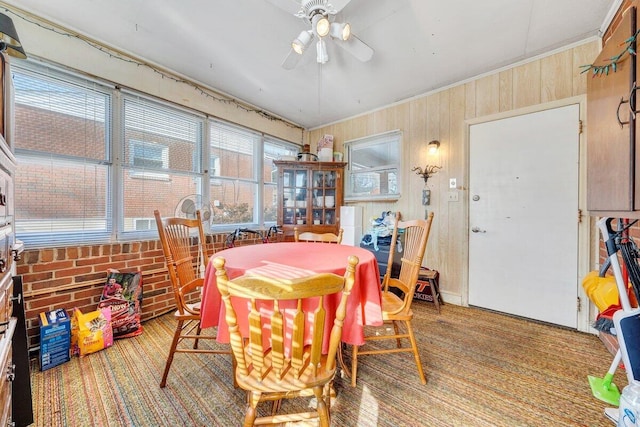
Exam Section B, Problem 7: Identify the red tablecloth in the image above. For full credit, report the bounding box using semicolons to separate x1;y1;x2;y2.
200;242;383;347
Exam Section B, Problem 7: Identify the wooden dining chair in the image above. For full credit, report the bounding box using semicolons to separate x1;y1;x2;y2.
213;254;359;427
351;212;434;386
154;209;231;388
294;227;343;244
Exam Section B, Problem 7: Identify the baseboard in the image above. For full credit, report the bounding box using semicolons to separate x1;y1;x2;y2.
440;291;462;306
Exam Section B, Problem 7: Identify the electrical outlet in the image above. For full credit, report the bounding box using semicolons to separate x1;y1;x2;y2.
448;191;458;202
449;178;457;189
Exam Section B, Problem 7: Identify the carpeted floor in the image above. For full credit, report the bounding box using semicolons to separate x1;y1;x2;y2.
28;302;624;426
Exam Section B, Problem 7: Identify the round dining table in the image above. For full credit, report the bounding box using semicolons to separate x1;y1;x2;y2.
200;242;384;347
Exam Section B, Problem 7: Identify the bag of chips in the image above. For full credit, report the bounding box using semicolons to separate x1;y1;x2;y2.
98;269;143;339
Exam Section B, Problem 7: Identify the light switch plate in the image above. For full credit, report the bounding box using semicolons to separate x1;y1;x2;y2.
449;178;456;189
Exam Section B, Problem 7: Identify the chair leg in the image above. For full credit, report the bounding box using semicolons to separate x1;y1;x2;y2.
315;386;330;427
271;399;282;415
406;320;426;385
324;382;333;414
160;319;184;388
232;354;239;388
351;345;359;387
193;323;202;350
244;391;260;427
393;320;402;348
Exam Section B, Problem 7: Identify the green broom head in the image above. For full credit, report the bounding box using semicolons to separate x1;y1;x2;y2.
588;373;620;406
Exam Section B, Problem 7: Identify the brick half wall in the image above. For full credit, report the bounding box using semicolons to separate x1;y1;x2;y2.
18;232;242;351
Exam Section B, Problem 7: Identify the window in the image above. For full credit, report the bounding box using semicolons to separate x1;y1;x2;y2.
121;94;204;235
264;138;299;223
344;130;402;201
210;155;221;177
12;60;298;247
208;120;259;226
129;140;169;180
13;64;112;246
133;218;154;231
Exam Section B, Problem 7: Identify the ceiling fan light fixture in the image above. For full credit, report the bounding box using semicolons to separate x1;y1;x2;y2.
292;30;313;54
316;38;328;64
330;22;351;41
312;13;330;37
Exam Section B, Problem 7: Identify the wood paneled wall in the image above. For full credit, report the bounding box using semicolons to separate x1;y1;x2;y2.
307;40;600;304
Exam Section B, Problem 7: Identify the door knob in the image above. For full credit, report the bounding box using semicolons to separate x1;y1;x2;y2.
471;227;486;233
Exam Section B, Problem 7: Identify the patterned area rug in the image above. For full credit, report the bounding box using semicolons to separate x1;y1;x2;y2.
29;302;622;426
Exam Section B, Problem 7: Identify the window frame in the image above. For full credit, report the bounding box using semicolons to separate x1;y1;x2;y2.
12;59;299;248
344;130;402;202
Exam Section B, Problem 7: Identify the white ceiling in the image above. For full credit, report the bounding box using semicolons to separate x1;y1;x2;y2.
4;0;618;129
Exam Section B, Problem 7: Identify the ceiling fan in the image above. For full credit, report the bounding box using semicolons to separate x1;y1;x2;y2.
267;0;374;69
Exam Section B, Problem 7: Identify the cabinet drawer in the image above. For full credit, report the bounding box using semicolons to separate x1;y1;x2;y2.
0;272;11;331
0;165;11;225
0;346;11;427
0;319;15;427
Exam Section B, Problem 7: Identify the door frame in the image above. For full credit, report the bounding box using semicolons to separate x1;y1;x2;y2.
463;95;593;333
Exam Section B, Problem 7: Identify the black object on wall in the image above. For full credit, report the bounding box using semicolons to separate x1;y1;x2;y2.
12;275;33;427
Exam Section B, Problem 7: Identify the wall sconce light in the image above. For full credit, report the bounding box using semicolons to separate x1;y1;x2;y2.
427;140;440;155
411;165;441;206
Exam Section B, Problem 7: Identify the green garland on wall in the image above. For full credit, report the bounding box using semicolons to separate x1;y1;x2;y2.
580;29;640;76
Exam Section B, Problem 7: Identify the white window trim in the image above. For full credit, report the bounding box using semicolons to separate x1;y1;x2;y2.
344;129;402;202
12;59;299;247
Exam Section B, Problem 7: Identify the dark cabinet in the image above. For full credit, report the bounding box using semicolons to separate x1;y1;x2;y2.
587;6;640;216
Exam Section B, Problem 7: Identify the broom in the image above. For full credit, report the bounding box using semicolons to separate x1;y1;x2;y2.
593;219;640;334
587;218;637;406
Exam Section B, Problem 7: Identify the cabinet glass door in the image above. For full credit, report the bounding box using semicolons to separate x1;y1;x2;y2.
282;167;309;225
312;170;337;225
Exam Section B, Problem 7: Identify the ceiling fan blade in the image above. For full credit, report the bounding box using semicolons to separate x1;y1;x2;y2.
282;48;304;70
337;34;374;62
264;0;302;15
327;0;352;14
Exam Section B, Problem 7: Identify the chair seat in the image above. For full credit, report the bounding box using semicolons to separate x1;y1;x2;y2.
173;302;201;320
380;291;413;321
236;350;336;393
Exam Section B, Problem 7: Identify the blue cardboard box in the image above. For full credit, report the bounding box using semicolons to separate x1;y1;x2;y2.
39;308;71;371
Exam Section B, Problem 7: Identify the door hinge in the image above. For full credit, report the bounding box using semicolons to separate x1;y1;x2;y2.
577;296;581;312
578;209;583;223
578;120;583;134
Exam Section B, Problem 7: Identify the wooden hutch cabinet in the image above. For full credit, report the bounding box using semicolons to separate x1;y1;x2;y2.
274;160;345;240
587;6;640;216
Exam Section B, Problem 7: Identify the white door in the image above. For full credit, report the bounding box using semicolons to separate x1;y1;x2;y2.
468;104;580;328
